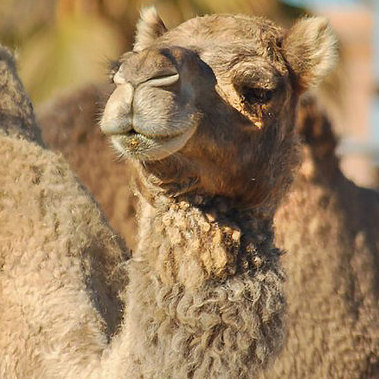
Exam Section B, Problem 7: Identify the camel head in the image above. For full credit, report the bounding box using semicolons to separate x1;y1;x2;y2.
101;7;337;207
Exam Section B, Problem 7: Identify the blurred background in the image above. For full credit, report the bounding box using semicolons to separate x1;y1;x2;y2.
1;0;378;189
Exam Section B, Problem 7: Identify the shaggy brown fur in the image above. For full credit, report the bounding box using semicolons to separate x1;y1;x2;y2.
0;45;129;377
263;97;379;379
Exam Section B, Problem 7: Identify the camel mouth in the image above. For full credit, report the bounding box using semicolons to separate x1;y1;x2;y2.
124;128;181;141
113;126;187;142
110;125;196;161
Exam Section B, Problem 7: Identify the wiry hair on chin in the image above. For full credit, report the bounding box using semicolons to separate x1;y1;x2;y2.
133;6;168;52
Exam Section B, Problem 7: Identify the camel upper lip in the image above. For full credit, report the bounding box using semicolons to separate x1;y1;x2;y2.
101;115;185;141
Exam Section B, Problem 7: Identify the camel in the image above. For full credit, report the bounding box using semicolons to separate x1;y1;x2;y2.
1;7;337;378
97;7;338;377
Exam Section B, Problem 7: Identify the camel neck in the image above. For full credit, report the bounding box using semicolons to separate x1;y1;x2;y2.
123;192;285;377
135;193;281;288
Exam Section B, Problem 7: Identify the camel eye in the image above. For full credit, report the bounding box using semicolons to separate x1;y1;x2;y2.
241;87;273;104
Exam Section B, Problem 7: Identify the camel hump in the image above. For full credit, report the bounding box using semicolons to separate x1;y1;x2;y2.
0;45;44;145
296;94;338;159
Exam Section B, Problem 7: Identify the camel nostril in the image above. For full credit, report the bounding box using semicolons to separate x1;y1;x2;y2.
145;73;179;87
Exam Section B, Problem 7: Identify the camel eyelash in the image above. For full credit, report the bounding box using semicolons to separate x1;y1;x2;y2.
108;60;121;83
241;87;274;105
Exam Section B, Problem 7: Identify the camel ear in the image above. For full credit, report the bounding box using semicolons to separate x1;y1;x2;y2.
134;6;168;52
282;17;338;92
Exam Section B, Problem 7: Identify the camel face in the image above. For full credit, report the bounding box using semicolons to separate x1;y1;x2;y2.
101;15;290;161
101;9;337;205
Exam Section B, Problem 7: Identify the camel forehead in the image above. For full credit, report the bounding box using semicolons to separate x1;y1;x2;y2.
154;14;286;75
160;14;283;56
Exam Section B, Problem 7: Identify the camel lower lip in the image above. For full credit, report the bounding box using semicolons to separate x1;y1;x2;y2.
110;126;196;161
112;131;182;149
